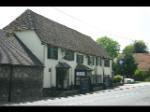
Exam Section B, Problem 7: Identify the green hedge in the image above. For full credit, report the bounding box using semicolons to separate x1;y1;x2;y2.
113;74;123;83
134;69;150;81
145;76;150;82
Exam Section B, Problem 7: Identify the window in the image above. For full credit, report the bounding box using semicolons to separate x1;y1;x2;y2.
47;46;58;59
64;50;74;61
96;57;102;66
92;57;95;65
100;57;102;66
96;57;99;66
88;56;91;65
88;56;95;65
77;54;84;64
104;59;110;67
75;71;85;85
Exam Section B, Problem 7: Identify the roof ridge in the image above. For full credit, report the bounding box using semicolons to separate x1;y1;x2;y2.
24;9;94;38
3;9;110;58
25;9;35;30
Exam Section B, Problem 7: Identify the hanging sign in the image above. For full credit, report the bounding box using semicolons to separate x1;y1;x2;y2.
76;72;85;76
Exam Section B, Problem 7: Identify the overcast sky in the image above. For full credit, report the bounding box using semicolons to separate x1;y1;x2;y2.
0;7;150;52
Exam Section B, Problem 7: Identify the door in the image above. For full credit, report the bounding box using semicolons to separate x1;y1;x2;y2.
56;68;69;89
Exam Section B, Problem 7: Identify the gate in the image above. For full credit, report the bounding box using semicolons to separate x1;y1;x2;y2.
80;77;91;93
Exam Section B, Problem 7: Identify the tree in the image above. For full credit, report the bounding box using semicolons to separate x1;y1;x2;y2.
123;40;149;55
133;40;148;53
113;54;137;78
113;54;124;75
123;54;137;78
96;36;120;59
123;44;134;55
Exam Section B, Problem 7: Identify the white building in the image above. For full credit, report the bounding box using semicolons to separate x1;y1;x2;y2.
3;9;112;90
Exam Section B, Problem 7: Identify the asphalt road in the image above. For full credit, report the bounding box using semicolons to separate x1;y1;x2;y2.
6;82;150;106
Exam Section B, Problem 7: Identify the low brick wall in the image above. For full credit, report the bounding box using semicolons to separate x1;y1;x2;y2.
43;88;80;97
93;85;103;91
43;84;104;97
0;65;43;103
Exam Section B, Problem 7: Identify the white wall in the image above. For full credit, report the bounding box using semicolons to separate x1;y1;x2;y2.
15;30;44;63
15;30;112;88
104;60;112;77
43;47;78;88
43;48;112;88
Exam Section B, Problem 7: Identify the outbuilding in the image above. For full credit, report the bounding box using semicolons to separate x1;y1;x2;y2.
0;30;43;102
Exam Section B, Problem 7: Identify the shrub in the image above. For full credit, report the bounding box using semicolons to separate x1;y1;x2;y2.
134;69;150;81
145;76;150;82
113;75;123;83
144;69;150;81
134;69;144;81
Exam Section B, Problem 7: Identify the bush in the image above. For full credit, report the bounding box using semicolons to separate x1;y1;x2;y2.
144;69;150;81
113;75;123;83
134;69;144;81
134;69;150;81
145;76;150;82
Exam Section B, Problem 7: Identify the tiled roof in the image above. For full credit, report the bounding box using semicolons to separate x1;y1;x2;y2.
133;53;150;71
0;30;43;66
3;9;110;59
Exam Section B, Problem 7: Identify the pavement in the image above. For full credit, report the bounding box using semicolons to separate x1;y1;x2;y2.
4;82;150;106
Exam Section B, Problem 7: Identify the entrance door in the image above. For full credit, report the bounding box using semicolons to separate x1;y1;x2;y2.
56;68;69;89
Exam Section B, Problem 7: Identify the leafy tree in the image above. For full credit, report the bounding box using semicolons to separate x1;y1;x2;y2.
123;44;134;55
113;54;137;78
113;54;124;75
96;36;120;59
123;54;137;78
123;40;149;54
133;40;148;53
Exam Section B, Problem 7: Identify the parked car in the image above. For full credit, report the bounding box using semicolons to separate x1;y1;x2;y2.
124;78;135;84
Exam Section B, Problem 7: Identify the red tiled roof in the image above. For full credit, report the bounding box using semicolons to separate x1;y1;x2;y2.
133;53;150;71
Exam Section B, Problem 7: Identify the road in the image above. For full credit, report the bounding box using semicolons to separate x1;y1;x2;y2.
6;82;150;106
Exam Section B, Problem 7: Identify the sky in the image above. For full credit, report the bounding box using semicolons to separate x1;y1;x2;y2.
0;7;150;52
